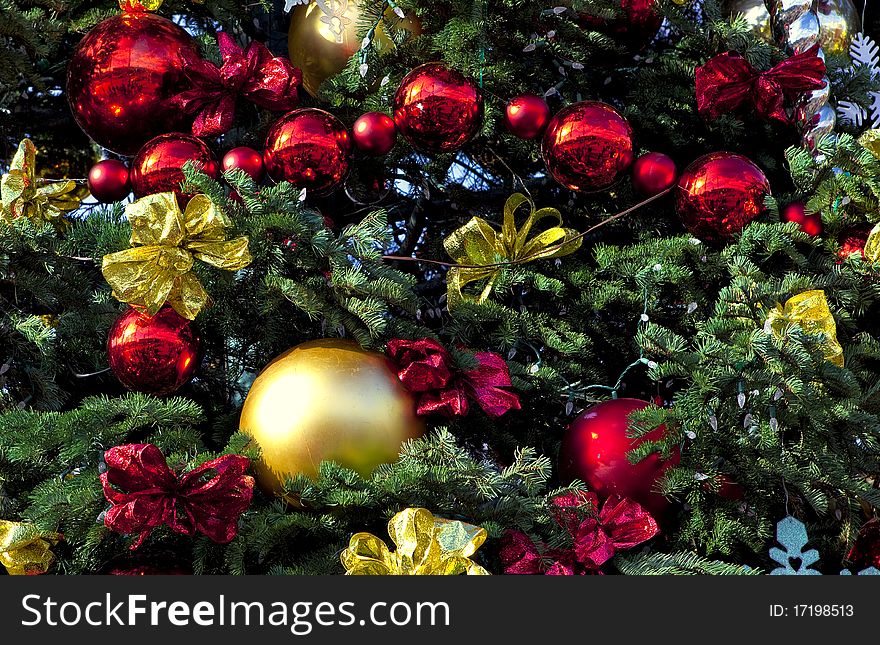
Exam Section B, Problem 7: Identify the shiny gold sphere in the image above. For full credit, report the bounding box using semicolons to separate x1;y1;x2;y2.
722;0;860;56
239;339;425;499
288;0;422;96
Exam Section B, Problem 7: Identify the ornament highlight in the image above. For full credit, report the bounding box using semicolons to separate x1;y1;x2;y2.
630;152;677;196
675;152;770;243
504;95;551;140
541;101;634;192
239;339;425;500
222;147;265;182
130;133;220;203
781;202;822;236
393;63;484;153
1;139;79;227
352;112;397;156
764;289;844;367
88;159;131;203
0;520;62;575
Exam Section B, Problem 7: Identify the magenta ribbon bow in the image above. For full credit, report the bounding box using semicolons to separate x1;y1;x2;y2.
101;443;254;549
695;44;826;124
171;32;302;137
501;492;659;575
386;338;521;418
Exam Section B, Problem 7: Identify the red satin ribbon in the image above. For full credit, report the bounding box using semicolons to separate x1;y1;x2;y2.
172;32;302;137
386;338;521;418
101;444;254;549
695;44;826;124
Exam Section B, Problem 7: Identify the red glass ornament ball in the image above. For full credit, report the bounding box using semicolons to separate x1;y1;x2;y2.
393;62;484;153
504;95;551;140
222;147;265;182
107;305;200;396
837;225;872;260
130;133;219;203
66;12;199;155
263;108;352;197
578;0;663;50
631;152;678;197
781;202;823;237
353;112;398;156
675;152;771;244
541;101;635;192
558;398;678;517
88;160;131;203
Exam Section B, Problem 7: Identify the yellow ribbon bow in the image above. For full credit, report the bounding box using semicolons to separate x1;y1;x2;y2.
863;222;880;263
102;192;251;320
0;520;62;575
764;290;844;367
341;507;490;575
443;192;582;306
0;139;79;227
858;129;880;159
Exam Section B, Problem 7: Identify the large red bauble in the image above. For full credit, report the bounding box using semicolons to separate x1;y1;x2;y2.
578;0;663;50
107;305;200;396
66;12;199;155
130;133;219;203
541;101;635;192
631;151;677;197
504;95;551;140
837;224;872;260
353;112;398;156
222;147;265;182
781;201;823;237
393;63;483;153
88;159;131;203
263;108;351;196
558;398;677;517
675;152;771;244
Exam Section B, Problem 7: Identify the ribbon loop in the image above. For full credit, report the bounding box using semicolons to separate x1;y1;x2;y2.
0;520;62;575
1;139;79;228
764;289;844;367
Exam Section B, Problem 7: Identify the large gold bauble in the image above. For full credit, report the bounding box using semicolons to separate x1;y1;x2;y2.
722;0;860;56
239;339;425;499
288;0;423;96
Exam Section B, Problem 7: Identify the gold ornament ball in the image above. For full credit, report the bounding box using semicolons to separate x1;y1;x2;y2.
288;0;423;97
239;339;425;500
722;0;860;56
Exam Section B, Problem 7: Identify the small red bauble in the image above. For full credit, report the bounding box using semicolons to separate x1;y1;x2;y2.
130;133;219;204
541;101;635;192
558;398;678;517
88;159;131;203
108;305;200;396
578;0;663;50
504;95;551;140
222;147;265;182
675;152;771;244
837;225;872;260
631;152;678;197
393;62;484;153
781;201;823;236
352;112;397;156
263;108;351;196
66;12;199;155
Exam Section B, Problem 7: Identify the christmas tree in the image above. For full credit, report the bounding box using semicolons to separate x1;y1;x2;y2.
1;0;879;576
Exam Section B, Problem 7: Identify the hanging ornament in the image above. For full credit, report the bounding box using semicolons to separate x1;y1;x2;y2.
66;9;200;155
392;62;484;154
764;289;844;367
577;0;663;51
107;305;201;395
352;112;397;156
239;339;425;501
558;398;678;517
0;520;62;576
504;95;551;140
1;139;79;227
630;152;678;197
88;159;131;203
130;133;220;204
341;507;489;575
541;101;635;192
837;34;880;129
675;152;771;244
288;0;423;96
263;108;351;196
771;515;879;575
781;201;822;236
847;519;880;571
222;147;265;182
837;224;872;259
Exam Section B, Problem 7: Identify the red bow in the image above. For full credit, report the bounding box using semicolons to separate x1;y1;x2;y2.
171;32;302;137
695;45;826;124
500;492;659;575
101;444;254;549
386;338;521;418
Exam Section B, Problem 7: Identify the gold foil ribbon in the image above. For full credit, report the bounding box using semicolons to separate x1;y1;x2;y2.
858;129;880;159
765;289;844;367
864;222;880;263
0;520;62;575
102;192;251;320
341;507;490;575
443;193;582;306
0;139;79;228
118;0;164;11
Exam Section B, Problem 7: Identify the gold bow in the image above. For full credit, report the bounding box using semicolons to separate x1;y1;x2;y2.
341;507;490;575
0;139;79;227
863;222;880;263
102;192;251;320
858;129;880;159
0;520;62;575
764;290;844;367
443;193;582;306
